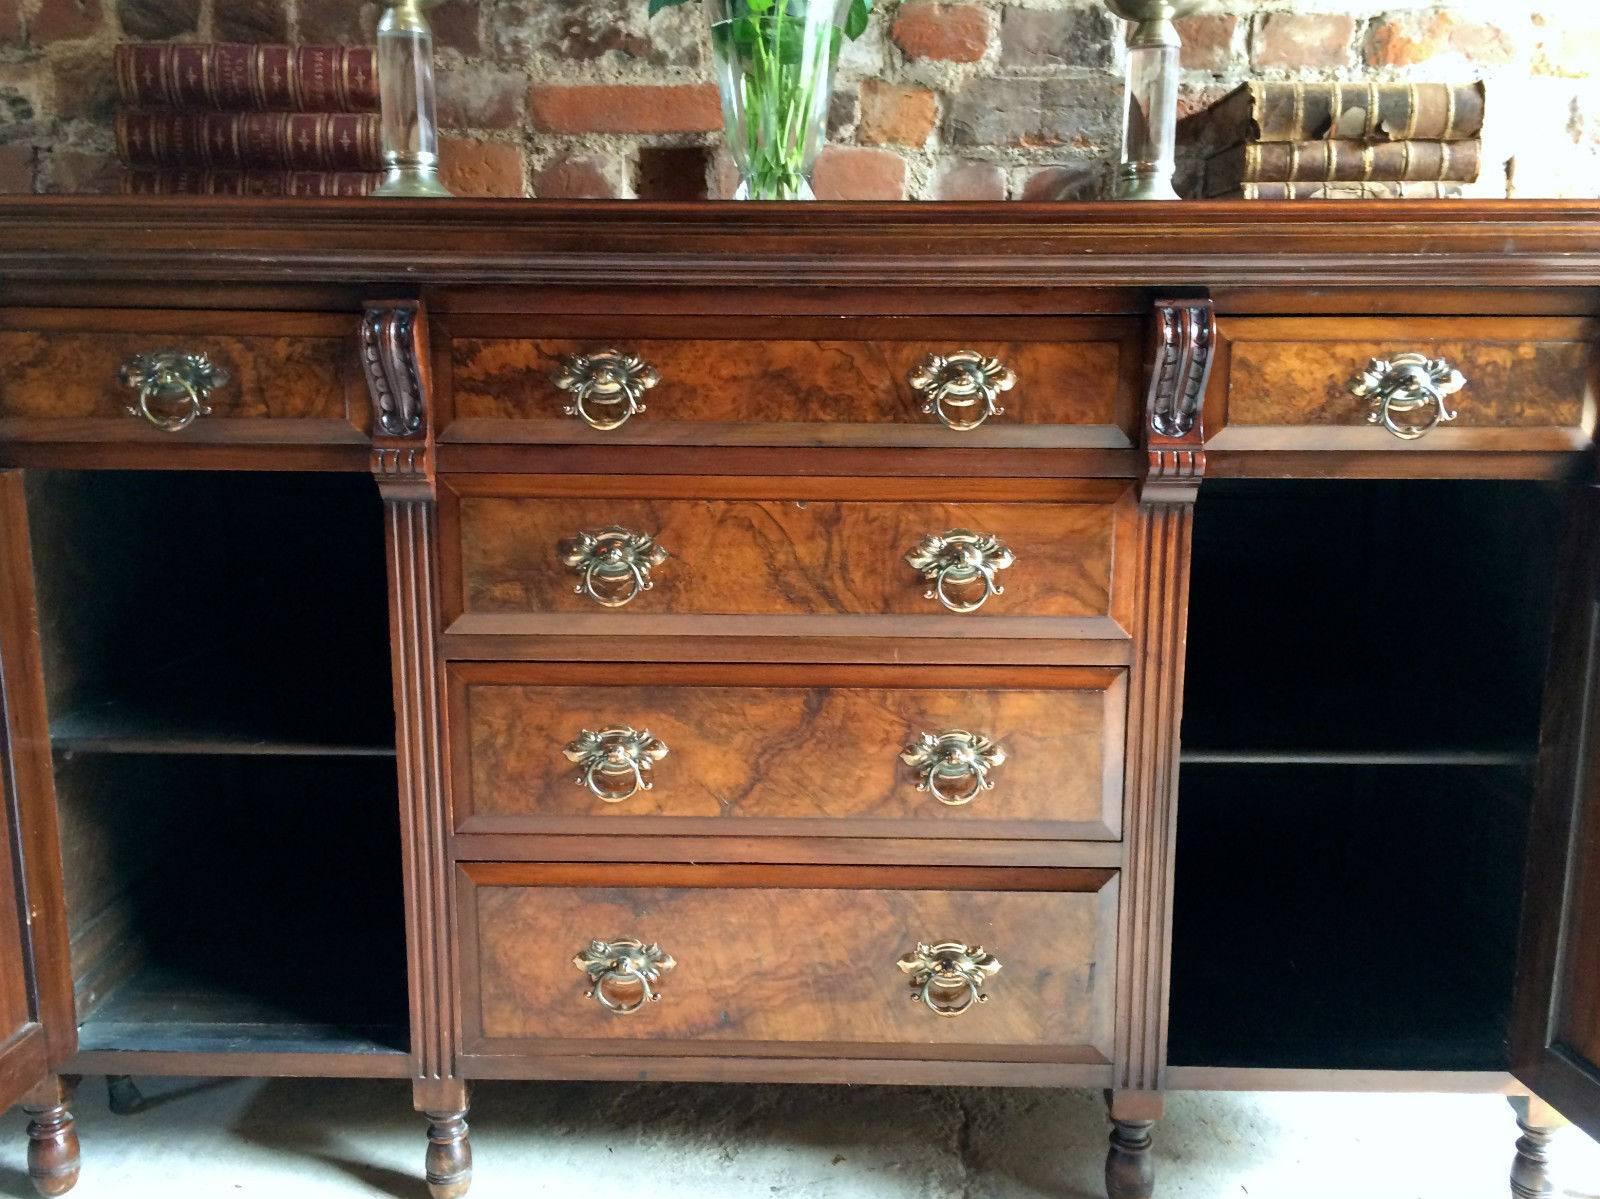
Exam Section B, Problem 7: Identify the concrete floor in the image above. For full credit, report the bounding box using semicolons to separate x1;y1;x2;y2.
3;1079;1600;1198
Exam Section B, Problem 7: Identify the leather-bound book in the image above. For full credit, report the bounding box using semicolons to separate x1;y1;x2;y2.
114;44;379;112
122;170;381;197
117;112;382;171
1215;181;1467;200
1203;139;1482;196
1180;81;1488;159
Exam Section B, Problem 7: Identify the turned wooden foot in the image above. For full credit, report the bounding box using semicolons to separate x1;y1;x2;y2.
1510;1096;1566;1199
1105;1090;1160;1199
105;1075;143;1116
23;1079;80;1197
1106;1119;1156;1199
424;1109;472;1199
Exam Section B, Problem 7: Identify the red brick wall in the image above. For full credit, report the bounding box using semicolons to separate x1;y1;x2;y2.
1;0;1597;197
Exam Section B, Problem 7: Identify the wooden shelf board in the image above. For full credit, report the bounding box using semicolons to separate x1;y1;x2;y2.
1180;749;1536;768
51;707;396;759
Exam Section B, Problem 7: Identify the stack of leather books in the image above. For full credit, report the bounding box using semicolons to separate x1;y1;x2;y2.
1177;81;1486;200
115;43;383;196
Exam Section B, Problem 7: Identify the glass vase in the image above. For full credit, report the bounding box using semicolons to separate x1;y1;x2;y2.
707;0;842;201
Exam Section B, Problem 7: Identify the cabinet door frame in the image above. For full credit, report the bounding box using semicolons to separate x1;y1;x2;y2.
0;468;74;1109
1513;482;1600;1138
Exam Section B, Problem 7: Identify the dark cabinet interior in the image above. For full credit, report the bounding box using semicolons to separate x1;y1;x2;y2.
24;471;408;1063
1171;480;1561;1072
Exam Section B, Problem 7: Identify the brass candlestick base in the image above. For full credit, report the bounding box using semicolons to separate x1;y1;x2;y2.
1103;0;1206;200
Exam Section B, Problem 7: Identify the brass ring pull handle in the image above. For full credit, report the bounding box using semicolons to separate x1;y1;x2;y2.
118;350;230;433
560;527;670;608
905;530;1015;614
901;730;1007;807
1348;353;1466;441
908;351;1016;431
553;349;661;431
897;942;1002;1018
573;939;676;1015
563;727;669;803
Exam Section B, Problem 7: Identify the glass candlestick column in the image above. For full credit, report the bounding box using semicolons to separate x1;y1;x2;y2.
374;0;452;198
1103;0;1203;200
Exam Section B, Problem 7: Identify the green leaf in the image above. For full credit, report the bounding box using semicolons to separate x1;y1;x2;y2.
746;0;774;12
844;0;872;39
647;0;692;15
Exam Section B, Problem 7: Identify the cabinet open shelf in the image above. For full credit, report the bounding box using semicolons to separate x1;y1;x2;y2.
1168;761;1528;1072
76;963;410;1065
1172;479;1560;1076
24;470;409;1072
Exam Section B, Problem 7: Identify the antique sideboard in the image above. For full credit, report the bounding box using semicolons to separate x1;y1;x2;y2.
0;198;1598;1198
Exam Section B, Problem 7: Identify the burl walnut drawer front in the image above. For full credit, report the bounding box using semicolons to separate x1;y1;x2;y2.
458;863;1118;1063
438;315;1143;448
449;663;1125;840
0;309;366;443
1211;316;1596;451
440;476;1137;638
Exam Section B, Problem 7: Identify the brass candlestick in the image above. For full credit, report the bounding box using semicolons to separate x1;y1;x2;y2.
1103;0;1205;200
374;0;452;198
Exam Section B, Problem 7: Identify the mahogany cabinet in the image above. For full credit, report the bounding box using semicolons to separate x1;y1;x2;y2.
0;198;1599;1199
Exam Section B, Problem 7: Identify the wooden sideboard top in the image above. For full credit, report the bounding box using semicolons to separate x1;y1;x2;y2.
3;197;1600;290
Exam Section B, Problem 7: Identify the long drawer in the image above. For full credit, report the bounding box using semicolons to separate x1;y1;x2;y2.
437;314;1144;448
449;662;1125;840
0;308;366;444
457;863;1118;1063
439;476;1138;639
1209;316;1596;451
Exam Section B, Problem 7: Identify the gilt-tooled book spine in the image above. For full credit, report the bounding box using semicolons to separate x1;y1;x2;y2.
1218;182;1466;200
117;112;383;171
114;44;379;113
1180;82;1488;157
122;169;381;197
1204;139;1482;196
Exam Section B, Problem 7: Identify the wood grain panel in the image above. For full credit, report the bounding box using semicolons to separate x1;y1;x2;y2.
454;495;1120;620
460;863;1117;1059
451;662;1124;839
0;309;361;439
1219;317;1594;430
449;335;1129;431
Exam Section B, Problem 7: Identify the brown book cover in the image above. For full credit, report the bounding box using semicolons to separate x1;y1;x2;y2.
117;112;383;171
114;44;379;113
122;170;382;197
1179;82;1487;157
1218;181;1467;200
1204;139;1482;196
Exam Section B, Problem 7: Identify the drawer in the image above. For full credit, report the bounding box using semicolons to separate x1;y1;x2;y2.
1210;316;1596;451
449;663;1125;840
437;315;1143;448
458;863;1118;1062
0;308;366;444
440;476;1138;637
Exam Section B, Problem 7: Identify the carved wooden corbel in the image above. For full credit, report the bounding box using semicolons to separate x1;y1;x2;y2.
1140;299;1215;505
362;300;434;498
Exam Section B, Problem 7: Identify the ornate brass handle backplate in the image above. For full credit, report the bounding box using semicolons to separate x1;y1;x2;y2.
118;350;231;432
905;529;1015;613
563;726;669;802
573;939;675;1014
908;351;1016;431
553;349;660;431
897;942;1002;1017
560;526;669;608
1348;353;1466;441
901;730;1006;807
